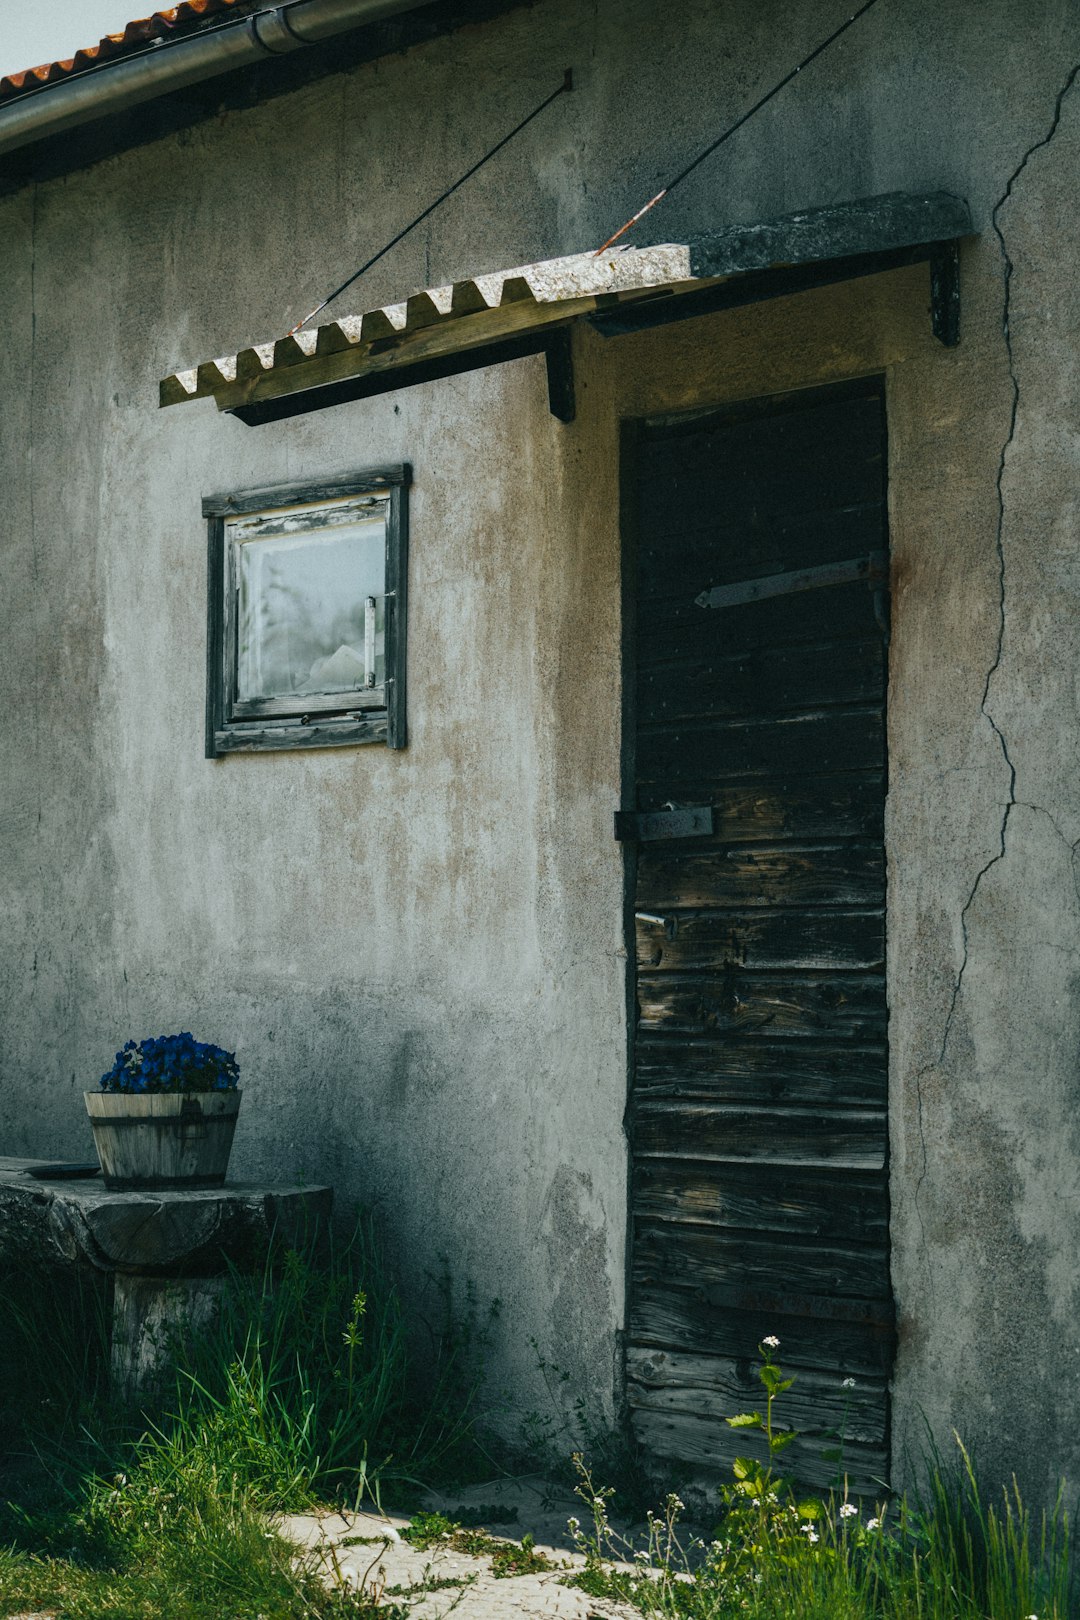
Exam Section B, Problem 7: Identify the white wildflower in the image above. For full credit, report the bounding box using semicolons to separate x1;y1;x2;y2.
751;1498;761;1508
839;1503;857;1518
842;1377;857;1389
866;1517;881;1531
762;1335;780;1349
805;1530;819;1543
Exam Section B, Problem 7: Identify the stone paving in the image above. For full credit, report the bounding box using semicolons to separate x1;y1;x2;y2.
280;1475;642;1618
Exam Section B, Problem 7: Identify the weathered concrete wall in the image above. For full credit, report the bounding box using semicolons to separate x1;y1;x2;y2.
3;0;1080;1497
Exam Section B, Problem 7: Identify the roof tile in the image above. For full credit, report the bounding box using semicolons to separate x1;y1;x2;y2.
0;0;260;106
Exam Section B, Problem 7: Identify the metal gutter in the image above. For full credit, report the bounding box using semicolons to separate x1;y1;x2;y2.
0;0;422;160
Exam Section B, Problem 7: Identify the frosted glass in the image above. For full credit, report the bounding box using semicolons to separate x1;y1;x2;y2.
235;515;385;703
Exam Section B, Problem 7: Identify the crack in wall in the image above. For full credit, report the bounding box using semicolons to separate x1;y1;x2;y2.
935;61;1080;1070
911;62;1080;1264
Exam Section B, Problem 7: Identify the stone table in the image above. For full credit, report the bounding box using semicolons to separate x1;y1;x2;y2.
0;1157;332;1400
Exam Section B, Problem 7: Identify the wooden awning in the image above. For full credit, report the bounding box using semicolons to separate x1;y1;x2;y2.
159;191;972;427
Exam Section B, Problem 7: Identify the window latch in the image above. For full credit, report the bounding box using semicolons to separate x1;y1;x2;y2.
364;596;377;687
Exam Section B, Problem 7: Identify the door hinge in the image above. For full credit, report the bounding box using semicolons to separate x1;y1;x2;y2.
696;550;887;611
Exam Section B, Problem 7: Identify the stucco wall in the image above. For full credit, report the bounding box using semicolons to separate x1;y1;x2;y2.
3;0;1080;1497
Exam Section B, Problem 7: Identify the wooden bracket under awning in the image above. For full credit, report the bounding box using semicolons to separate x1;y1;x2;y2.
159;191;973;428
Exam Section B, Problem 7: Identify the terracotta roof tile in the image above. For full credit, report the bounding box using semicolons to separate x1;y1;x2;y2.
0;0;261;106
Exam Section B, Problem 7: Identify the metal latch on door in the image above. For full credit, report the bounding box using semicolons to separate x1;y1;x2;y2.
613;803;714;841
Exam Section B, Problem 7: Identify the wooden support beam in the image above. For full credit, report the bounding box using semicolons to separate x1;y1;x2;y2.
930;239;961;346
544;327;575;422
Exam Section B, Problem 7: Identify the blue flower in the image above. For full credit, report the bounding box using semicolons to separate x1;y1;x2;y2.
98;1033;240;1094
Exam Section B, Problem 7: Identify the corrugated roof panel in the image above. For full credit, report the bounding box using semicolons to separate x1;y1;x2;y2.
159;243;699;410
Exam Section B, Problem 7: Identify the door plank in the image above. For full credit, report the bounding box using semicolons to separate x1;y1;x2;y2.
637;707;885;788
637;908;884;972
630;1407;887;1497
630;1280;894;1375
639;579;885;666
634;1036;887;1106
626;1345;887;1442
638;636;886;726
636;971;885;1041
634;774;885;841
634;1099;886;1168
636;844;884;910
633;1219;891;1304
639;504;886;604
631;1159;888;1240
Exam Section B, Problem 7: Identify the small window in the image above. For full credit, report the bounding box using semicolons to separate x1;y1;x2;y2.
203;467;409;755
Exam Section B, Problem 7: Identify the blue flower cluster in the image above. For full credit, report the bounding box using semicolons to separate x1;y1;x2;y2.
99;1032;240;1094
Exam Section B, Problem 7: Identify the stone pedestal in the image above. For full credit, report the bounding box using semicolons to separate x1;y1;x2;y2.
110;1274;229;1403
0;1157;332;1401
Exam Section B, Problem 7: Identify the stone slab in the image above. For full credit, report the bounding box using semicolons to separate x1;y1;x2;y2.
280;1478;641;1619
0;1156;332;1275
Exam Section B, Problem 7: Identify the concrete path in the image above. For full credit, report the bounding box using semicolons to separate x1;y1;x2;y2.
280;1475;642;1618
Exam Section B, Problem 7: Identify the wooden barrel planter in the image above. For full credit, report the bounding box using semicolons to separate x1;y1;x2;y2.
85;1091;242;1190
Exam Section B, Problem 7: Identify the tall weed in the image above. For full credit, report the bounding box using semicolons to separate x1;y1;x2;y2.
163;1209;491;1506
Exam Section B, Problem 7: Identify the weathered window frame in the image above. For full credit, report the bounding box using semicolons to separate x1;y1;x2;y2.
203;466;409;757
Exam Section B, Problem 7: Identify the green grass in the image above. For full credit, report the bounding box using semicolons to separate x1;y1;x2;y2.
0;1463;400;1619
0;1211;491;1618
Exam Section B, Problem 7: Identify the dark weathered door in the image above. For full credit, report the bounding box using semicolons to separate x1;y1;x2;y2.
623;379;892;1493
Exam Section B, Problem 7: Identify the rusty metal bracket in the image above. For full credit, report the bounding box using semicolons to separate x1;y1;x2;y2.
545;328;575;422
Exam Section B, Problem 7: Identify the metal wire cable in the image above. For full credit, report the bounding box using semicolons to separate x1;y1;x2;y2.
593;0;884;255
289;68;573;334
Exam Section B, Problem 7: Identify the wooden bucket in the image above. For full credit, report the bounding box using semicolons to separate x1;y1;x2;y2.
85;1091;242;1190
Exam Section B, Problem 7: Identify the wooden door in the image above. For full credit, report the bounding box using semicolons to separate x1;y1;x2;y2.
623;378;892;1494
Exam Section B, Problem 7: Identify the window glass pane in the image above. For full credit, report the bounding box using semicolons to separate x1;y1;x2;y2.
232;500;386;704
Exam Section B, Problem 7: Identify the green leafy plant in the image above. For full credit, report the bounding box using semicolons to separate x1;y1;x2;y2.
561;1336;1075;1620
